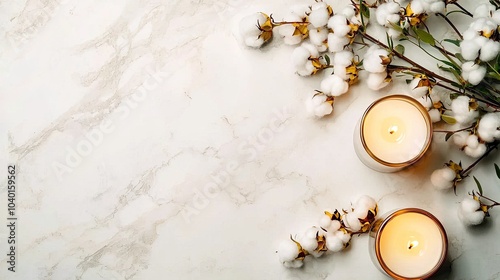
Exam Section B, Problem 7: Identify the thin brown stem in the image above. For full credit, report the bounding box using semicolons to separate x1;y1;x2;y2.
476;193;500;207
452;2;473;17
436;13;463;39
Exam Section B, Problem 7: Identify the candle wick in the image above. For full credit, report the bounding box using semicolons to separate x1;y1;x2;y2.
408;244;413;249
390;130;394;135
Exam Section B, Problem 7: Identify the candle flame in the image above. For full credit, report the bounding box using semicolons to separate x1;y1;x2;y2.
388;125;398;135
408;240;419;250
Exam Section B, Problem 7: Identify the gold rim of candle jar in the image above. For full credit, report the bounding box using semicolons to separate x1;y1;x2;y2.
359;95;433;168
374;208;448;280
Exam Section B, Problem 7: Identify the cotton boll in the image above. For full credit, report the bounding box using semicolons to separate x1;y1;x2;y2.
453;131;470;147
333;51;354;67
326;219;341;233
320;74;349;96
479;40;500;61
342;6;361;25
278;239;299;263
367;72;390;90
471;19;497;38
364;46;390;73
239;13;270;48
353;205;370;219
335;230;351;244
492;10;500;25
328;34;350;52
428;1;445;13
466;134;480;149
343;213;362;231
309;27;329;46
306;94;333;117
462;62;486;86
417;96;432;109
463;29;477;41
410;0;426;15
355;195;377;211
458;197;485;226
292;46;311;68
279;24;303;45
376;2;401;26
464;142;487;158
429;109;441;123
460;39;481;61
326;234;344;252
309;2;331;28
473;3;495;18
478;113;500;142
410;77;430;98
451;95;479;125
328;15;351;37
319;214;333;229
430;167;456;190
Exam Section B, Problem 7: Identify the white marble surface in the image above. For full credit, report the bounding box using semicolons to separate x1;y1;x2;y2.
2;0;500;279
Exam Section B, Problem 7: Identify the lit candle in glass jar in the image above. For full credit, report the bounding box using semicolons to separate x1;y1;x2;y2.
354;95;433;172
369;208;448;279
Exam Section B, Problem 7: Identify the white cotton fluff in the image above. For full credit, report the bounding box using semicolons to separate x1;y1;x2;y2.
300;227;324;257
333;50;354;68
309;27;329;47
425;0;445;14
409;77;430;98
460;39;482;61
462;61;486;85
335;230;351;244
410;0;426;15
342;6;361;25
367;72;390;90
277;14;305;45
492;10;500;25
292;43;319;76
417;96;433;109
320;74;349;96
328;15;351;37
326;233;344;252
355;195;377;212
342;213;362;231
306;94;333;118
479;39;500;62
458;196;485;226
319;214;341;233
309;2;331;28
278;238;300;265
375;2;401;26
451;95;479;125
478;113;500;142
464;134;487;157
328;33;350;53
239;13;269;48
429;109;441;123
364;45;390;73
453;131;470;147
470;18;497;35
473;3;495;18
430;167;456;190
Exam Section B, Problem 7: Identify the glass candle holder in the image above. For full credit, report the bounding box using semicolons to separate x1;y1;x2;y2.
369;208;448;280
354;95;433;172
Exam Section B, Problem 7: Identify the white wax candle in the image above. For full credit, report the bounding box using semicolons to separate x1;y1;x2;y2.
376;210;447;279
354;95;432;172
